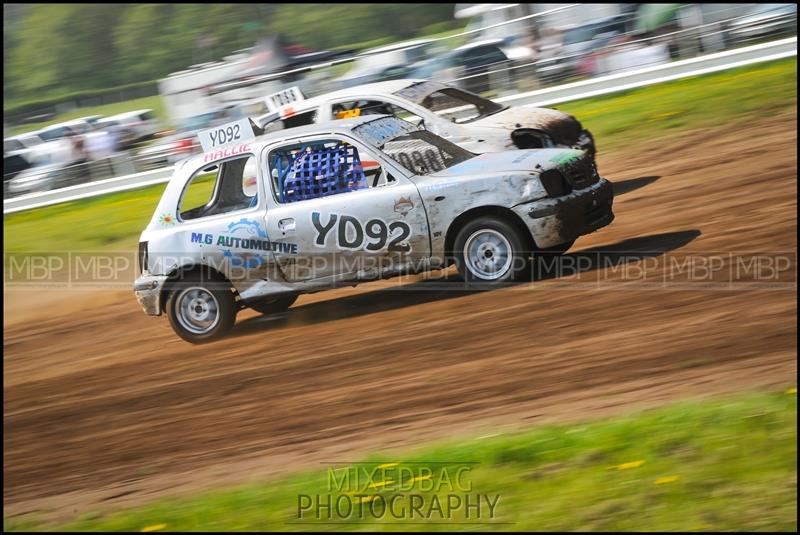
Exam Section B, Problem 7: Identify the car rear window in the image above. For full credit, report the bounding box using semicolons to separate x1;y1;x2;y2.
4;139;24;152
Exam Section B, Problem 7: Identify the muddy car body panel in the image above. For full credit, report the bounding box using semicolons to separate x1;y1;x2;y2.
254;79;595;157
134;116;613;339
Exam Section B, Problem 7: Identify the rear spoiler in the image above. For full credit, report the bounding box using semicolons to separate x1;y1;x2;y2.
249;117;265;136
252;112;279;131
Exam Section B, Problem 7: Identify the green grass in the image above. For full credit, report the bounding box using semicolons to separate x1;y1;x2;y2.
555;57;797;153
8;95;168;136
6;389;796;531
3;57;797;255
3;182;168;252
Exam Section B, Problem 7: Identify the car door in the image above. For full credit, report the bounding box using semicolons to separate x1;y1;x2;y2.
261;134;430;285
165;150;278;287
463;45;508;93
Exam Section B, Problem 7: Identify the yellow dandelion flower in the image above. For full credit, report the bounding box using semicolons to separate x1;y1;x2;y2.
140;524;167;532
786;387;797;395
652;111;681;120
614;460;645;470
655;475;681;484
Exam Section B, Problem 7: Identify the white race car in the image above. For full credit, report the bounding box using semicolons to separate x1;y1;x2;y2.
134;115;613;343
255;80;596;159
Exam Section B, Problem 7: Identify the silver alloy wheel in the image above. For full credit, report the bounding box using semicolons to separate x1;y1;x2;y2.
175;286;220;334
463;228;513;280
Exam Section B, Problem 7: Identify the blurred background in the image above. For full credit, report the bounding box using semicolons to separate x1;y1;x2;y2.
3;4;797;531
3;3;797;198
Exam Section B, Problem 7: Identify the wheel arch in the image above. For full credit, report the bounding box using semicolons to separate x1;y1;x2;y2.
160;262;237;308
444;205;535;261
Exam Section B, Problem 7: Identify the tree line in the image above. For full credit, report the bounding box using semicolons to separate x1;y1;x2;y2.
4;3;456;104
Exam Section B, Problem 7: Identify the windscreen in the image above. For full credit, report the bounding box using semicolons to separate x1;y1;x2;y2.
354;116;474;176
39;127;69;141
420;88;506;124
4;139;24;152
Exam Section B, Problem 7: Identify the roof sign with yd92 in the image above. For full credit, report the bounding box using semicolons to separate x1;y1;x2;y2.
198;118;255;152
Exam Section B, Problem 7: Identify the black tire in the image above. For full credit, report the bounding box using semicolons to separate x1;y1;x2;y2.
165;272;237;344
452;216;531;284
247;294;298;315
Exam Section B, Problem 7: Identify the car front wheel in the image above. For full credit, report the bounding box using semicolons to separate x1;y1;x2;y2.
453;217;531;284
166;274;237;343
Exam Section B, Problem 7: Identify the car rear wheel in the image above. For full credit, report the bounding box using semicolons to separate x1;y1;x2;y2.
247;294;298;315
166;273;237;344
453;217;531;284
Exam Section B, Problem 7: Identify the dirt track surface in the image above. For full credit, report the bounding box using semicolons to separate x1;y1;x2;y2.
4;112;797;520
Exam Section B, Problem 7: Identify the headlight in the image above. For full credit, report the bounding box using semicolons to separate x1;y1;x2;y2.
539;169;573;198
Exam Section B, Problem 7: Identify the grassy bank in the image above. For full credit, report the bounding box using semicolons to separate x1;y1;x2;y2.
3;57;797;254
6;389;796;531
557;57;797;153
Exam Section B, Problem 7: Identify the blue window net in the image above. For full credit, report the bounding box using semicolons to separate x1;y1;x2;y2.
277;143;368;203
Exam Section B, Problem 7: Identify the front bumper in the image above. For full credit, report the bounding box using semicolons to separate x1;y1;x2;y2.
133;274;170;316
514;178;614;249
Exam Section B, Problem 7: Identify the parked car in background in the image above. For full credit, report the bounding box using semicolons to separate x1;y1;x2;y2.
136;132;199;170
104;109;161;143
4;132;44;153
408;39;511;94
536;14;634;82
37;119;93;141
40;120;124;163
4;133;45;188
135;106;253;170
3;152;33;187
4;117;122;193
76;115;105;128
255;80;596;160
95;117;138;151
5;143;84;196
333;39;442;89
725;3;797;45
